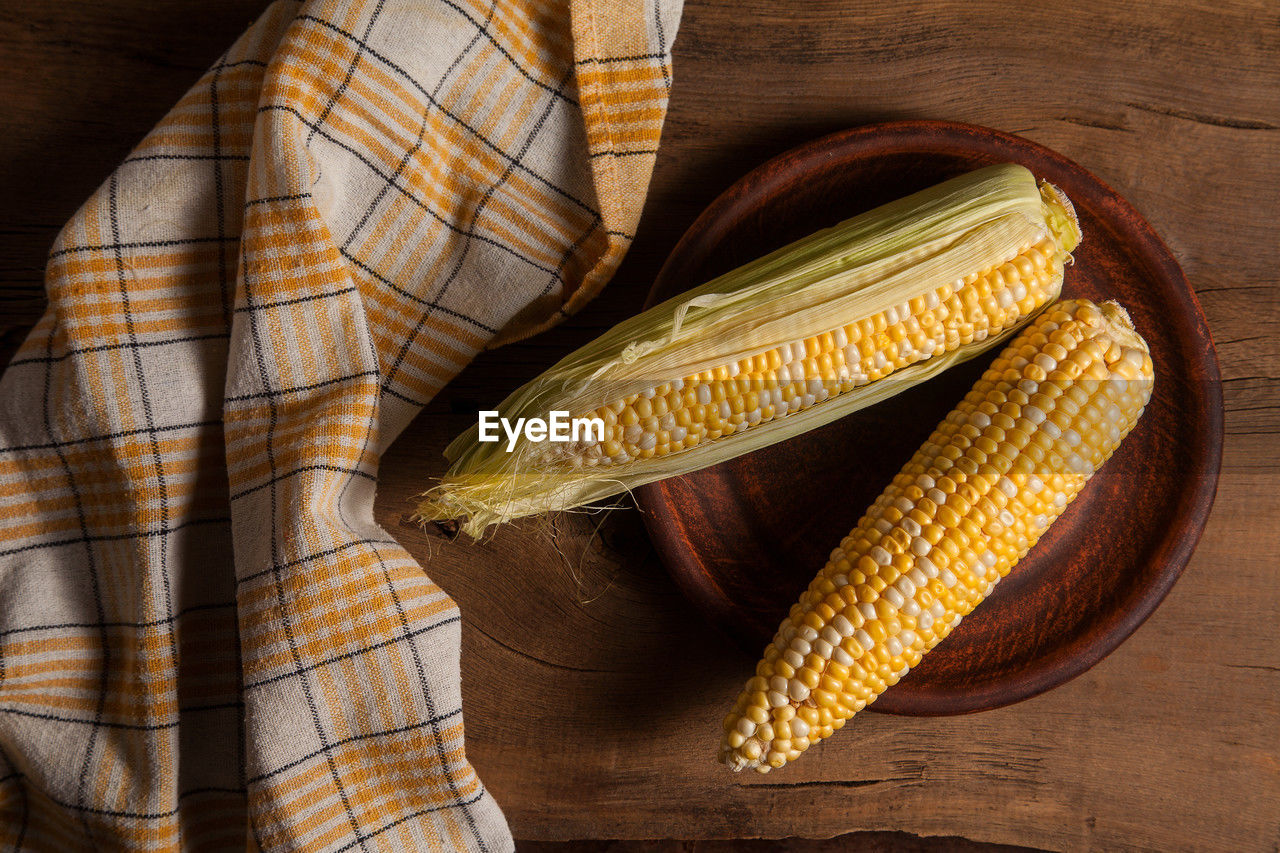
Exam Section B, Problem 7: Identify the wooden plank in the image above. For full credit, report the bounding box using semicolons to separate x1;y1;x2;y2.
3;0;1278;848
517;834;1041;851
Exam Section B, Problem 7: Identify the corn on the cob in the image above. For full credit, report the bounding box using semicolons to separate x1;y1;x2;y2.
420;164;1082;537
718;298;1154;773
531;234;1063;469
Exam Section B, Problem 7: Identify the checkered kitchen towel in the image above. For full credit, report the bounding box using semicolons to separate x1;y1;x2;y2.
0;0;680;848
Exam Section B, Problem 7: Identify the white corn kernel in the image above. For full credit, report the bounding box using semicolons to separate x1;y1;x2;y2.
917;555;939;578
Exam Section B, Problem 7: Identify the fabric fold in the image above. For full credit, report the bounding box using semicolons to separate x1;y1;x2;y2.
0;0;682;848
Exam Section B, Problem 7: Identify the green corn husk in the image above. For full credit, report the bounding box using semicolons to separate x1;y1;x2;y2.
418;163;1082;537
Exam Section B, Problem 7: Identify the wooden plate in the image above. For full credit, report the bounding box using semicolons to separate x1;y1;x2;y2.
635;121;1223;715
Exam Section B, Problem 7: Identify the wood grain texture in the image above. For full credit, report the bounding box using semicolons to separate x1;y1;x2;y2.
517;834;1041;852
2;0;1278;850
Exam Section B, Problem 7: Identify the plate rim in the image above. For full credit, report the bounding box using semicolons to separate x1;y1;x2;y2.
636;120;1225;715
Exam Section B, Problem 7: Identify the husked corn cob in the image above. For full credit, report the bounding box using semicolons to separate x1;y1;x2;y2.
718;298;1154;773
420;165;1083;537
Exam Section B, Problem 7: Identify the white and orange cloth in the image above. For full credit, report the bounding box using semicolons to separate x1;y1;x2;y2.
0;0;681;848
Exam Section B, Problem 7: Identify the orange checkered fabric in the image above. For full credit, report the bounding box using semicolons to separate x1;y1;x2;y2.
0;0;681;848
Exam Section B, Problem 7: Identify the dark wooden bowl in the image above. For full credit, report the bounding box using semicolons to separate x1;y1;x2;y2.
636;121;1223;715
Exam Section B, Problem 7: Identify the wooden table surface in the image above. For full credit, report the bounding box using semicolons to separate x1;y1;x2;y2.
3;1;1277;849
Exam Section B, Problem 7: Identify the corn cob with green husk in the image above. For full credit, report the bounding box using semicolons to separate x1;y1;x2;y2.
419;164;1082;537
717;298;1154;773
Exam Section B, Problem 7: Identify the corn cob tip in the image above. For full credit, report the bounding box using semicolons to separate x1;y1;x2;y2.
1038;180;1081;256
1092;300;1149;354
1099;299;1134;329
